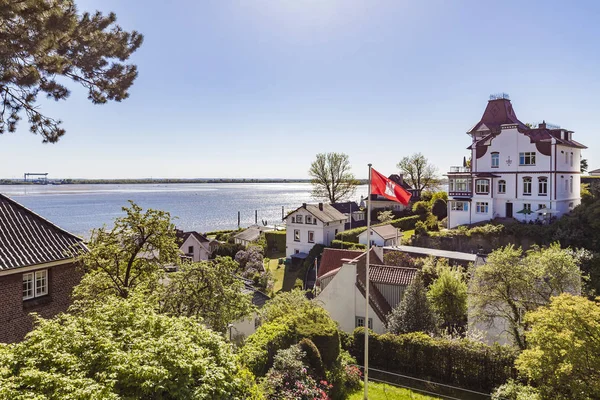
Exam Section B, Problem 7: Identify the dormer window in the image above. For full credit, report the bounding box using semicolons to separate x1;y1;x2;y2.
491;152;499;168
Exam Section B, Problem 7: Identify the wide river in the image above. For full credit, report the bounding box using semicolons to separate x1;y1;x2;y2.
1;183;368;238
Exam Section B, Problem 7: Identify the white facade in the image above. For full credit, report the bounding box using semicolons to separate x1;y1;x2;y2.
230;312;261;343
447;99;585;228
285;205;346;258
357;228;399;247
180;234;212;261
316;262;386;334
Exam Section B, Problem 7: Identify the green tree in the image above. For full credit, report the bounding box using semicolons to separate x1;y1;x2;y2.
0;0;143;142
397;153;440;197
581;158;588;174
0;294;255;399
309;152;359;203
516;294;600;400
159;257;255;333
431;198;447;220
469;244;583;349
387;273;436;334
75;201;180;301
377;210;394;224
427;266;467;332
383;251;416;268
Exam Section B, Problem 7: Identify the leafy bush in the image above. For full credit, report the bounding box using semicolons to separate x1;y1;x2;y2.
387;273;436;335
336;215;422;243
427;266;467;332
213;242;246;258
431;198;447;220
492;380;540;400
298;338;326;380
351;330;517;392
382;251;416;268
329;240;366;250
414;220;428;236
239;321;296;376
264;231;286;254
412;201;430;216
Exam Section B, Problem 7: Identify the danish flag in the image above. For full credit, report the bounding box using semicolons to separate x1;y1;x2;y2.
370;168;411;206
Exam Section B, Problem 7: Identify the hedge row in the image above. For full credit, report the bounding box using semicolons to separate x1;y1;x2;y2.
351;330;516;392
264;230;286;254
329;240;367;250
336;215;424;243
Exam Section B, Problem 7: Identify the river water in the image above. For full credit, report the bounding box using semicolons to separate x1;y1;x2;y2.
1;183;368;237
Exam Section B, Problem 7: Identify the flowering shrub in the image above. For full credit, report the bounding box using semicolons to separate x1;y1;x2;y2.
344;364;362;391
263;345;331;399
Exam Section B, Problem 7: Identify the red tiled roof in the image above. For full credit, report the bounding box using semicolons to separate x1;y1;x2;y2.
0;194;86;271
318;248;363;278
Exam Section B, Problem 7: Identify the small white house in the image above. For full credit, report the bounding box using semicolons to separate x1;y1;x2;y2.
316;249;418;334
230;279;270;343
283;203;347;258
589;168;600;177
178;231;217;261
358;224;400;247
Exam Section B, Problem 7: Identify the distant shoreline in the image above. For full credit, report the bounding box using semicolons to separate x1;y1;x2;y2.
0;178;326;185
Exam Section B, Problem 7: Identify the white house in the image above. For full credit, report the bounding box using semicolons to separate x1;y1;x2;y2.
177;231;217;261
283;203;347;258
232;225;272;247
358;224;400;247
229;278;270;343
447;94;587;228
316;249;418;334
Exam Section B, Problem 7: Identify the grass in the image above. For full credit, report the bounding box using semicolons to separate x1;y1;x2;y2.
265;257;285;293
349;381;441;400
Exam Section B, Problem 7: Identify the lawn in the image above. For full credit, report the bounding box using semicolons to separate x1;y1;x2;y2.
349;381;440;400
265;255;285;293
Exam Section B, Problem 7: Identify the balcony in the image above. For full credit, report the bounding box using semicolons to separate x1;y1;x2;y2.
449;190;473;197
448;166;471;174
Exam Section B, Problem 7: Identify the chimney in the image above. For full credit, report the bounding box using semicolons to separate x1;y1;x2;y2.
302;203;307;208
318;203;323;211
539;120;546;129
397;174;404;185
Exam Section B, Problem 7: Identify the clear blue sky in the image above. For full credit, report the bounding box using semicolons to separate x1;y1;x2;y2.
1;0;598;179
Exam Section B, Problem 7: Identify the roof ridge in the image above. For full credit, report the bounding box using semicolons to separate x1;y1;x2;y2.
0;193;83;243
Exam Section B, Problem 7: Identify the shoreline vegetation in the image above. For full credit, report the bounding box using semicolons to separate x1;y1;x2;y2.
0;178;332;185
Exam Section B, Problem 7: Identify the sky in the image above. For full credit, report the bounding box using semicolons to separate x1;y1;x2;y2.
0;0;599;179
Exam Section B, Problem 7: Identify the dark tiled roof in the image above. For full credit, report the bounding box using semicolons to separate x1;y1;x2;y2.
0;194;86;271
233;227;262;242
330;201;360;214
468;98;527;134
284;203;347;223
318;248;363;278
369;264;418;286
185;231;210;243
240;278;270;307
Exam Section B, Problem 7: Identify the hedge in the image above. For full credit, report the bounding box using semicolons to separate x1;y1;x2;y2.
329;240;367;250
264;230;286;254
336;215;424;243
351;330;516;393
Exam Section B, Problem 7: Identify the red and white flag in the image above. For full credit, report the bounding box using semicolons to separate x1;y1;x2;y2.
371;168;411;206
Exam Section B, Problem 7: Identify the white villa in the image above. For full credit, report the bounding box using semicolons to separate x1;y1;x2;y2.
358;224;400;247
177;231;218;261
447;94;587;228
283;203;347;258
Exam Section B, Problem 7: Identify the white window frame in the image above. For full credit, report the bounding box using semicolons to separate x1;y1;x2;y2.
308;231;315;243
475;179;489;194
491;152;499;168
305;215;312;224
519;152;536;166
476;202;489;214
23;269;48;300
355;317;373;329
498;180;506;194
523;177;532;195
451;201;468;211
296;215;303;224
538;177;548;195
523;203;531;212
294;229;300;242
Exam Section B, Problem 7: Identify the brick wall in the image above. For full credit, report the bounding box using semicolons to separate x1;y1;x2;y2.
0;262;83;343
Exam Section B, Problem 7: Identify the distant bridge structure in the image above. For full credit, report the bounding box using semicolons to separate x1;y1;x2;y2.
24;173;48;184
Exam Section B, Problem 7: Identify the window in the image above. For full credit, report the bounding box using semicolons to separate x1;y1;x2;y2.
188;246;194;254
295;249;300;254
519;152;536;166
451;201;468;211
475;179;489;194
308;231;314;243
355;317;373;329
523;203;531;212
296;215;303;224
305;215;312;224
538;204;546;210
23;270;48;300
335;229;338;236
491;152;499;168
523;177;532;195
570;176;573;193
476;202;489;214
538;177;548;195
564;178;569;192
570;152;573;167
498;180;506;194
565;151;568;164
449;178;471;192
294;229;300;242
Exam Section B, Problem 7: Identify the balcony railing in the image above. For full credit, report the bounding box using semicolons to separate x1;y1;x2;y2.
448;166;471;173
449;190;473;197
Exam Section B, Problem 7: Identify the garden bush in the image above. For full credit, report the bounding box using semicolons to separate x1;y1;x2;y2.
264;231;286;254
351;329;516;392
336;215;423;243
329;240;366;250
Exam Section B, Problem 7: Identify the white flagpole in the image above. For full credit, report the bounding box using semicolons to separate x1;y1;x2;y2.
364;163;372;400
